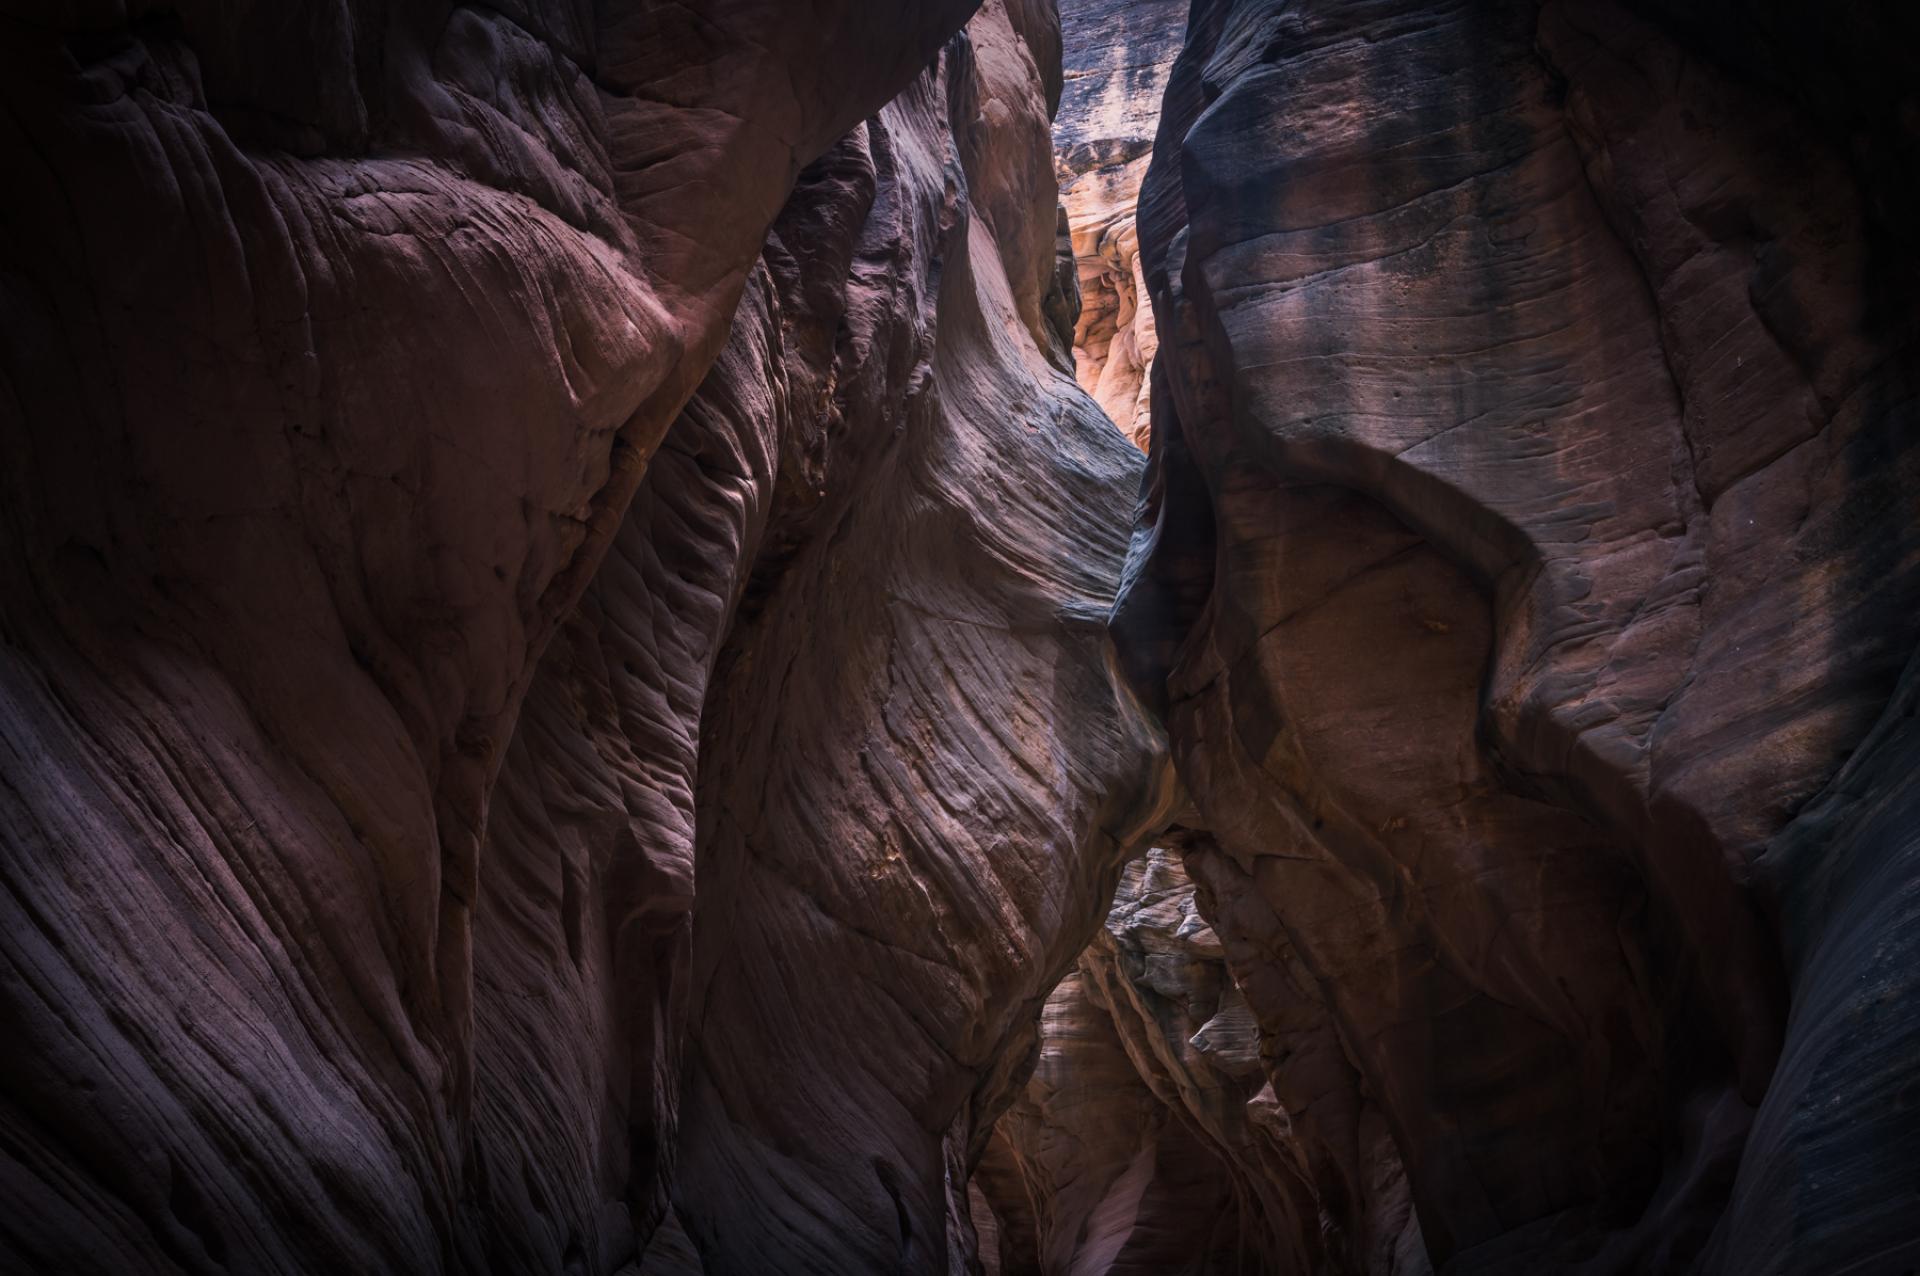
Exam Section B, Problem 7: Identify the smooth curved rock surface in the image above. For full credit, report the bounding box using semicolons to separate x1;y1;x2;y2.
475;0;1175;1271
0;1;1063;1270
648;6;1174;1270
1115;0;1917;1270
5;0;1915;1271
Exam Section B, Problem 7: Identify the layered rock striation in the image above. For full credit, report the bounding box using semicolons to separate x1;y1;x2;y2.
3;0;1915;1272
656;5;1175;1266
1114;0;1919;1271
1052;0;1187;447
0;0;1169;1271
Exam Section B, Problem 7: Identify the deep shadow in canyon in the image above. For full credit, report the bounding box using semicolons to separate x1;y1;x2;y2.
0;0;1915;1273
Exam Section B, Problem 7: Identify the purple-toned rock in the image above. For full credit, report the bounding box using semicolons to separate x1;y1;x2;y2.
0;0;1169;1270
973;849;1345;1274
1115;0;1918;1270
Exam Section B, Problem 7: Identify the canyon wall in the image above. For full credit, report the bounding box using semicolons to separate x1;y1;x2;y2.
1113;0;1919;1272
1053;0;1186;447
475;1;1187;1264
652;5;1176;1267
4;0;1916;1272
1;0;1176;1270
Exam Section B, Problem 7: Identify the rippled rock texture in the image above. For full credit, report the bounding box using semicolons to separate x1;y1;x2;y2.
645;4;1174;1267
1115;0;1919;1272
6;0;1916;1271
0;0;1170;1270
1053;0;1186;447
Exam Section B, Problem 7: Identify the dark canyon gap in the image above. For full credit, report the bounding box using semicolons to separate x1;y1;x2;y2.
1;0;1915;1274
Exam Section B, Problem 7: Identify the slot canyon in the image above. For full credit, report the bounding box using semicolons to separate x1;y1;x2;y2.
1;0;1916;1271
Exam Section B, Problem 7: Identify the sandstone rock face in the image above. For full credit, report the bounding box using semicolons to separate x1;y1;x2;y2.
0;0;1179;1270
971;849;1333;1275
1116;0;1918;1272
658;5;1174;1267
5;0;1915;1271
1053;0;1186;447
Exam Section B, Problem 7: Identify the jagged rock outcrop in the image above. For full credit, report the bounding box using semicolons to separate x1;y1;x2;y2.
1053;0;1186;447
1115;0;1918;1273
0;0;1174;1271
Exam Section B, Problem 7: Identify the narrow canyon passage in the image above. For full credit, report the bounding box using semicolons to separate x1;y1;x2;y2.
1;2;1915;1275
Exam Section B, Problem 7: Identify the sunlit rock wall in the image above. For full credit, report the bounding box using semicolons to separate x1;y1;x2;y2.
1054;0;1187;447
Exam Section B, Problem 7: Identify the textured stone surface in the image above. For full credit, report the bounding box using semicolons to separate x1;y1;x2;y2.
1053;0;1186;446
0;0;1187;1260
1115;0;1918;1271
972;848;1341;1274
0;0;1154;1270
659;4;1174;1268
5;0;1916;1271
